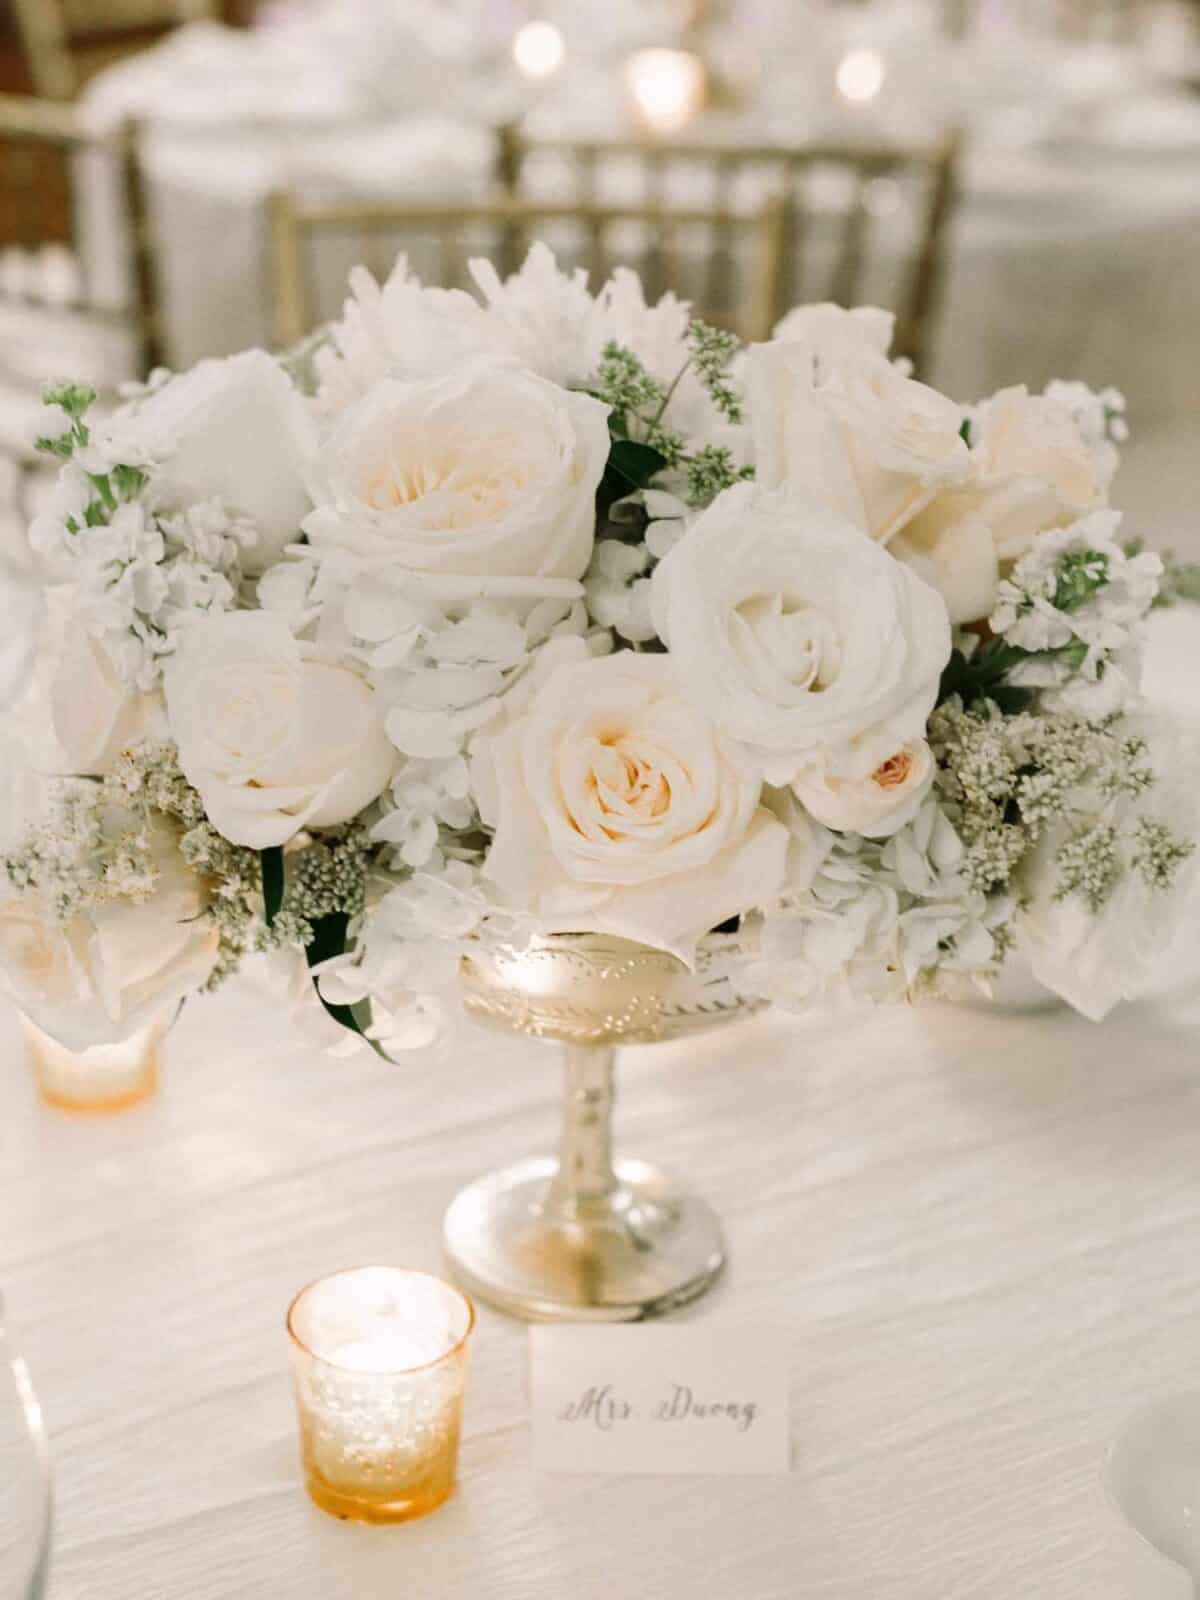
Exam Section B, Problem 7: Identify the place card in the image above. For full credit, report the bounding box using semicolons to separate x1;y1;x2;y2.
529;1324;790;1475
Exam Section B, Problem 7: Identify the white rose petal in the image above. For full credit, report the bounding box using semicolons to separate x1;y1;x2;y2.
304;361;609;581
471;650;789;961
652;483;951;784
164;611;395;847
0;819;220;1050
51;627;164;773
747;337;967;545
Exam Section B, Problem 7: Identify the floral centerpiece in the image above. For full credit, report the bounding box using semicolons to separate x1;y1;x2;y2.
2;246;1196;1056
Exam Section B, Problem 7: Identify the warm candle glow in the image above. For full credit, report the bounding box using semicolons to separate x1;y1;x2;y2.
836;47;886;104
626;48;708;136
287;1267;474;1524
512;19;565;80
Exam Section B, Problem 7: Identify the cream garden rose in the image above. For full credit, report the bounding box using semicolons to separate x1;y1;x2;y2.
303;360;610;581
890;385;1109;623
164;611;395;848
471;646;790;960
792;740;935;838
52;627;164;773
747;335;968;546
0;819;219;1051
652;484;951;785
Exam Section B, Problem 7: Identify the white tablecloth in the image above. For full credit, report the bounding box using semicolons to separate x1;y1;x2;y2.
1;596;1198;1600
4;942;1200;1598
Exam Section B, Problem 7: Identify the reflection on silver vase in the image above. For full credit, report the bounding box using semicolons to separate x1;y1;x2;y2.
444;933;758;1323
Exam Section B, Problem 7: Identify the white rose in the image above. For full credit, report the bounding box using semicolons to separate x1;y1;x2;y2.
891;386;1110;623
303;361;610;581
652;483;951;784
969;385;1105;560
109;350;316;576
747;337;967;545
887;490;1001;624
164;611;395;847
51;627;164;772
471;649;789;961
0;819;220;1050
793;739;935;838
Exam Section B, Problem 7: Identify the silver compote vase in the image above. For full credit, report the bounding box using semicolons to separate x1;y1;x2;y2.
443;932;759;1323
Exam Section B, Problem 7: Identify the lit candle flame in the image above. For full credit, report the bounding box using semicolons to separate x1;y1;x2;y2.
836;47;886;104
626;48;707;136
513;19;566;80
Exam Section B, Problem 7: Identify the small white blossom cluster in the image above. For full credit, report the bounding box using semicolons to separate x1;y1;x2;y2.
28;390;252;691
990;511;1163;718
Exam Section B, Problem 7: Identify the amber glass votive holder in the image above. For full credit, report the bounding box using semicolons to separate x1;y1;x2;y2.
286;1267;474;1524
23;1013;163;1112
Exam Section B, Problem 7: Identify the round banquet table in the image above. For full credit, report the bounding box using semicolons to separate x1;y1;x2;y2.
2;611;1200;1600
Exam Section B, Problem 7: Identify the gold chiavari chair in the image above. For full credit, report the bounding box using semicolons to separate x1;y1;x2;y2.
11;0;218;103
499;128;962;378
266;191;789;354
0;94;164;500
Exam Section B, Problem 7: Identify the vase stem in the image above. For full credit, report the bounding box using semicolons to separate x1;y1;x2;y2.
547;1043;617;1218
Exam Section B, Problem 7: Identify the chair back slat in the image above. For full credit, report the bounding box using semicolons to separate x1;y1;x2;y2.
504;131;961;375
12;0;219;102
266;193;787;352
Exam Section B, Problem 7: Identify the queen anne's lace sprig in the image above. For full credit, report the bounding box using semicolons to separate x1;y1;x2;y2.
930;699;1192;912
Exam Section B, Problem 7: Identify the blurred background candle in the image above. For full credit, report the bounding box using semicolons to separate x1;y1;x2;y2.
625;47;708;136
23;1014;164;1113
287;1268;474;1525
512;18;566;81
835;45;887;105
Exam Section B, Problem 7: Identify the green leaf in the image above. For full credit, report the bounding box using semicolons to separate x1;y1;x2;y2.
938;640;1033;714
304;911;374;1043
606;438;668;492
959;418;972;445
261;846;285;927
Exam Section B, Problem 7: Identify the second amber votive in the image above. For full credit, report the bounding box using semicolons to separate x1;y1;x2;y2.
24;1014;163;1112
286;1267;474;1524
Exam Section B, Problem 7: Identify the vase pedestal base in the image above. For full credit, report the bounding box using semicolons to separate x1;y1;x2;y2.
443;1155;725;1323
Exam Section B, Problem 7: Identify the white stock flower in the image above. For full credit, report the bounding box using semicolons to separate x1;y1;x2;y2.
304;362;609;581
652;483;950;784
991;511;1162;719
747;336;968;545
164;611;395;847
470;244;596;388
0;818;219;1050
471;648;789;961
793;739;935;839
107;350;317;575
